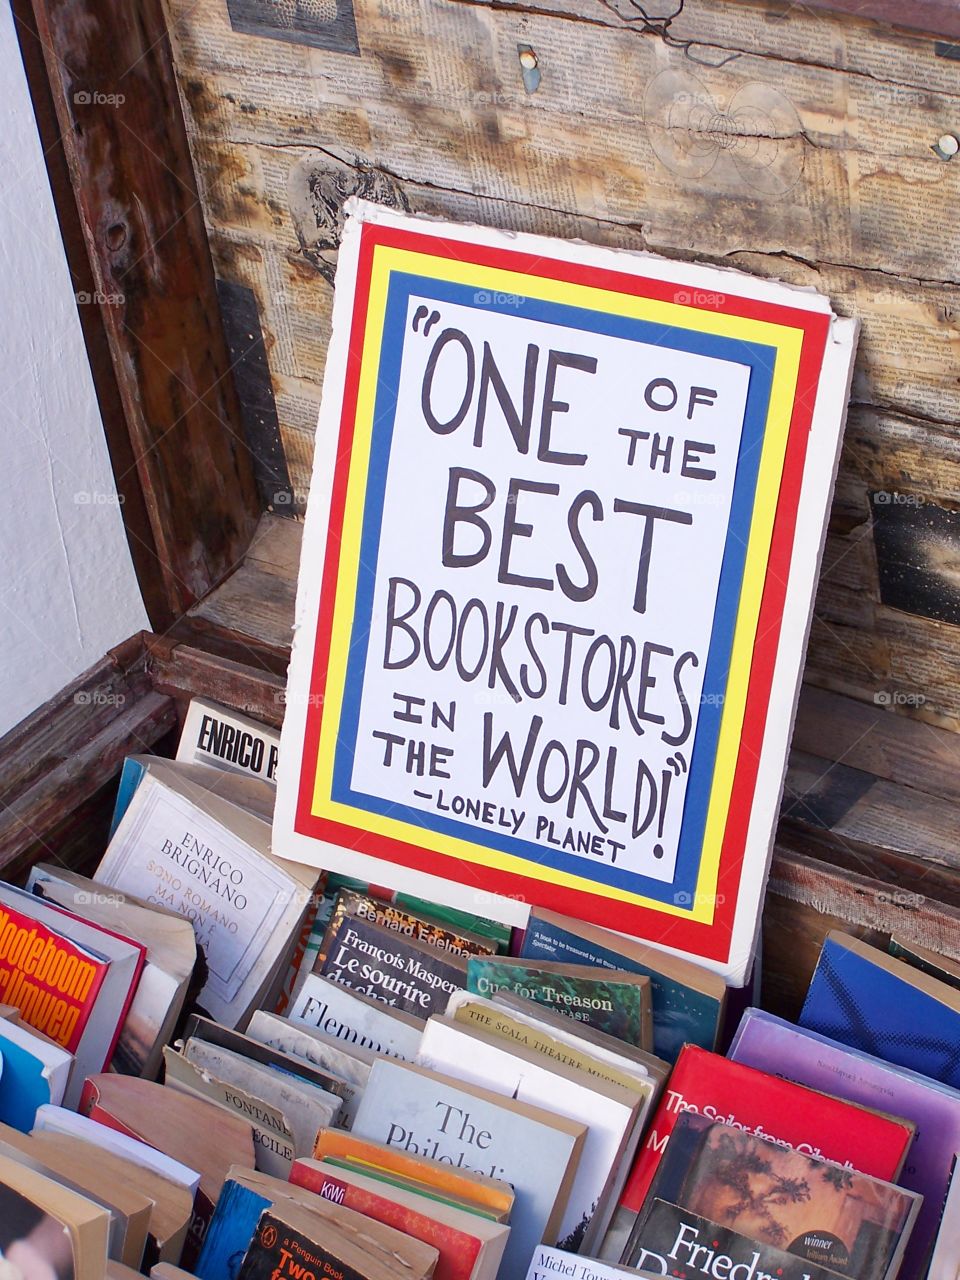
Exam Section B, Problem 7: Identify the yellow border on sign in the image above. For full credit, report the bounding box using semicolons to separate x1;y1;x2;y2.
311;244;803;924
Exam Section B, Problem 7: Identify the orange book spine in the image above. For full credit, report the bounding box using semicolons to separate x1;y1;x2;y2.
0;905;107;1052
312;1129;512;1216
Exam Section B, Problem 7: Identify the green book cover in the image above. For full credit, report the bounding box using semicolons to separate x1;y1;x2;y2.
466;956;651;1047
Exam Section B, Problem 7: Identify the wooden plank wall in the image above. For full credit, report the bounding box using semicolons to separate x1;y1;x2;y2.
161;0;960;726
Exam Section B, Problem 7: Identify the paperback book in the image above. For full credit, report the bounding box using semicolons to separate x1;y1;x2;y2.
289;972;423;1059
315;910;468;1018
730;1006;960;1280
351;1057;586;1280
292;1156;510;1280
95;756;317;1027
611;1042;915;1263
321;889;498;963
800;930;960;1088
466;955;652;1048
519;907;725;1062
419;1013;639;1254
176;698;281;785
625;1112;920;1280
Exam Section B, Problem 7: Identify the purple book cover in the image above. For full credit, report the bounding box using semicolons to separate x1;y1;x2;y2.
730;1007;958;1280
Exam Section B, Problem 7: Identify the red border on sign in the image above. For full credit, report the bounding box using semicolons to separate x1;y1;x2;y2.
294;222;830;963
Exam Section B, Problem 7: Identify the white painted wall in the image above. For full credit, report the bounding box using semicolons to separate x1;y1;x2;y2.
0;2;148;738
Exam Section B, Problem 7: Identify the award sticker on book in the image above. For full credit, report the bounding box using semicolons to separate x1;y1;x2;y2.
273;201;859;984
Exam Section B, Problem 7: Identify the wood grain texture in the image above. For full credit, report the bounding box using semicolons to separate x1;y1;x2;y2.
163;0;960;728
26;0;261;617
796;0;960;40
0;637;177;871
146;636;288;728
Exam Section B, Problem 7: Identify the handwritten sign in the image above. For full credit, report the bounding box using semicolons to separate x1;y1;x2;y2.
274;202;858;982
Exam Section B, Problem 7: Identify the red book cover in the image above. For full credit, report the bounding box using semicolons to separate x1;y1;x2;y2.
0;903;109;1052
621;1045;916;1214
291;1159;483;1280
42;901;147;1068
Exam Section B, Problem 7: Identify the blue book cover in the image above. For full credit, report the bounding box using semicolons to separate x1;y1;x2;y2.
195;1180;269;1280
0;1021;72;1133
519;908;725;1062
352;1057;586;1280
109;756;148;837
800;931;960;1088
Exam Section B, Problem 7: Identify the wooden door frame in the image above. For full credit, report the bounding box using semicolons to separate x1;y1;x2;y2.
9;0;262;633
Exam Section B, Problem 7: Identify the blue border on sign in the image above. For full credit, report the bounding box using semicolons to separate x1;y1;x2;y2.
329;272;776;906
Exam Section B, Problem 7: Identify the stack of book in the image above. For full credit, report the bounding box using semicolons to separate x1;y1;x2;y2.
2;697;960;1280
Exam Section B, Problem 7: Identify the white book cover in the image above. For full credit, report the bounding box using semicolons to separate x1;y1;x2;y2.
177;698;281;785
183;1038;341;1154
95;763;316;1026
33;1104;200;1194
447;989;662;1093
271;200;859;986
418;1014;637;1255
289;973;422;1060
525;1245;649;1279
245;1009;369;1124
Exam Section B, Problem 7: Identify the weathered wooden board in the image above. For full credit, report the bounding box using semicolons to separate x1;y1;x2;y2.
0;637;177;872
161;0;960;734
27;0;262;617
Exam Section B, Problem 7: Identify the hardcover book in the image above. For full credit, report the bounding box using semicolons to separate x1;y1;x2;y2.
466;956;652;1048
316;912;468;1018
418;1014;639;1255
626;1112;920;1280
730;1006;960;1280
289;972;423;1058
801;931;960;1087
351;1057;586;1280
519;907;725;1062
612;1043;915;1263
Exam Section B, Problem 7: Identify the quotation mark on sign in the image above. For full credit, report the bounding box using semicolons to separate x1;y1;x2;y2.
653;752;688;861
412;305;441;336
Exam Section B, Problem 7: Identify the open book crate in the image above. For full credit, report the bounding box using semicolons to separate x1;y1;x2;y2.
6;0;960;1016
